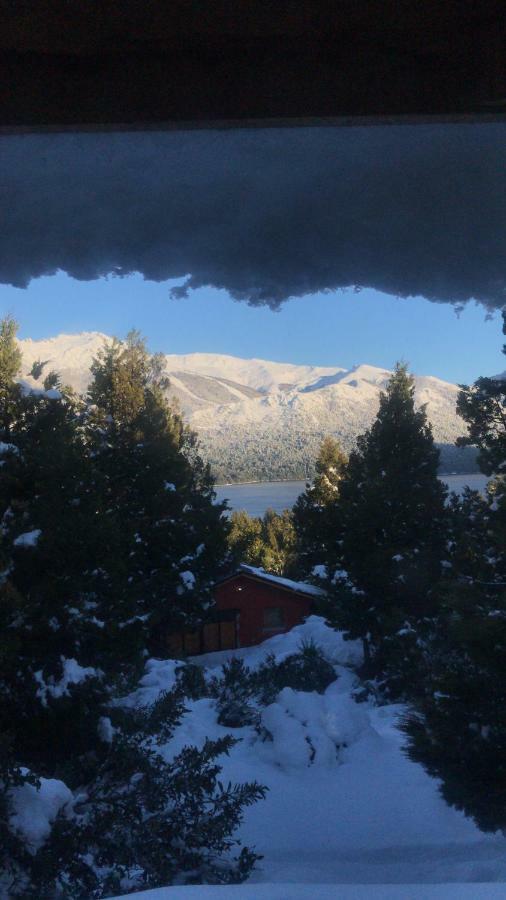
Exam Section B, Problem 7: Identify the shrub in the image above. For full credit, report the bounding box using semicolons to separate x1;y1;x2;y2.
10;692;266;898
211;659;259;729
175;663;209;701
255;640;337;705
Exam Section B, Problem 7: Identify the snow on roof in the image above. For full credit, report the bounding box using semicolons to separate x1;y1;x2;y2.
236;564;325;597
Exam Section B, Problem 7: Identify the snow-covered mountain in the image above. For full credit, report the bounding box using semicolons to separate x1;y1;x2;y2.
18;333;470;481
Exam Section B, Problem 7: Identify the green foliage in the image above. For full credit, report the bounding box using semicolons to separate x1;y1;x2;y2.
402;582;506;833
0;315;23;436
175;663;209;701
84;330;230;651
334;364;448;673
0;321;258;894
0;735;37;899
211;659;259;729
29;359;49;381
0;381;111;782
228;507;296;576
402;315;506;833
23;694;265;898
255;641;337;706
0;316;22;391
205;433;478;485
208;643;337;725
292;436;347;577
456;310;506;475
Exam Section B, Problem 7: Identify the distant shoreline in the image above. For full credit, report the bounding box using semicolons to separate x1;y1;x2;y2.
215;473;481;487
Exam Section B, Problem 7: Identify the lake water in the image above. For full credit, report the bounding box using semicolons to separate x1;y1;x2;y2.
215;474;489;517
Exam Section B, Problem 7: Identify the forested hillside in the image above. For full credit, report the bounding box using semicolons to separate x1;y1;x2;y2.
18;334;478;482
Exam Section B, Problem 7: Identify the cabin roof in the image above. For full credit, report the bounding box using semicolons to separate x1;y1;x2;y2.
216;564;325;599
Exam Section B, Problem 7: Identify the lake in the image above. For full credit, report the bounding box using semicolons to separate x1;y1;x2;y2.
215;474;489;517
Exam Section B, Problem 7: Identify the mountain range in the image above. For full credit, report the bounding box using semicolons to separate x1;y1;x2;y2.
18;332;476;482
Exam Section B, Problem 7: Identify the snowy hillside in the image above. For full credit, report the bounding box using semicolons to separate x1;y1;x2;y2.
112;885;506;900
18;333;470;481
112;618;506;896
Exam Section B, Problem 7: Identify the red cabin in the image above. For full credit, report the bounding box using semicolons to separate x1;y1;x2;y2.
165;565;324;656
215;565;324;649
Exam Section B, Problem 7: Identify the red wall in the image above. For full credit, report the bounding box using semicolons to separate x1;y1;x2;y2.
215;574;313;648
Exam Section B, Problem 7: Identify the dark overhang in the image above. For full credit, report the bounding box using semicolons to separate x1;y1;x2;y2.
1;2;505;132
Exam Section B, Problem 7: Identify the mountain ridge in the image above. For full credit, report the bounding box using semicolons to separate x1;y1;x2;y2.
17;332;475;481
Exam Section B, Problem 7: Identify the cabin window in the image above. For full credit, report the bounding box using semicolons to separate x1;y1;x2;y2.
263;606;284;630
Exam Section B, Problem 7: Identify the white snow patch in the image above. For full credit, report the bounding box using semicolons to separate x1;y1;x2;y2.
10;775;72;851
111;885;506;900
239;564;325;597
13;529;41;548
98;716;115;743
122;658;180;708
34;657;100;706
0;441;19;455
180;570;196;589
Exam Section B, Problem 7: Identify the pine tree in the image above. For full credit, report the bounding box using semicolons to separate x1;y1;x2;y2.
0;315;22;438
292;436;347;578
402;313;506;832
332;363;448;681
83;331;230;665
27;692;265;898
228;507;296;576
456;309;506;477
0;361;110;783
402;580;506;833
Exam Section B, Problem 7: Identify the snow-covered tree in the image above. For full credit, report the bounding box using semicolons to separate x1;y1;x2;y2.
329;364;448;681
403;314;506;830
0;315;22;437
456;309;506;478
28;691;265;898
402;580;506;834
0;324;266;894
83;331;231;664
0;370;110;783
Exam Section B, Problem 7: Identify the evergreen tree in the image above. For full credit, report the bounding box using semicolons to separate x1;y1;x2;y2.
402;312;506;832
0;362;110;783
456;309;506;477
0;736;36;899
228;510;264;567
27;692;265;898
331;364;448;679
292;436;347;577
228;507;296;576
0;315;22;437
260;508;297;576
0;324;266;893
402;580;506;833
83;331;230;664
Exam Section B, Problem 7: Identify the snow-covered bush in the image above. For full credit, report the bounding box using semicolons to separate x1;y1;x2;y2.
255;640;337;706
210;659;259;729
175;662;209;701
0;739;37;899
11;690;265;898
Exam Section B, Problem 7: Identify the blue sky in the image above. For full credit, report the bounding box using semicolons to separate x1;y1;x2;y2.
0;271;503;384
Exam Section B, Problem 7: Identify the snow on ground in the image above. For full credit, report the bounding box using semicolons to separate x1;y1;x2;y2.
120;617;506;893
111;884;506;900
